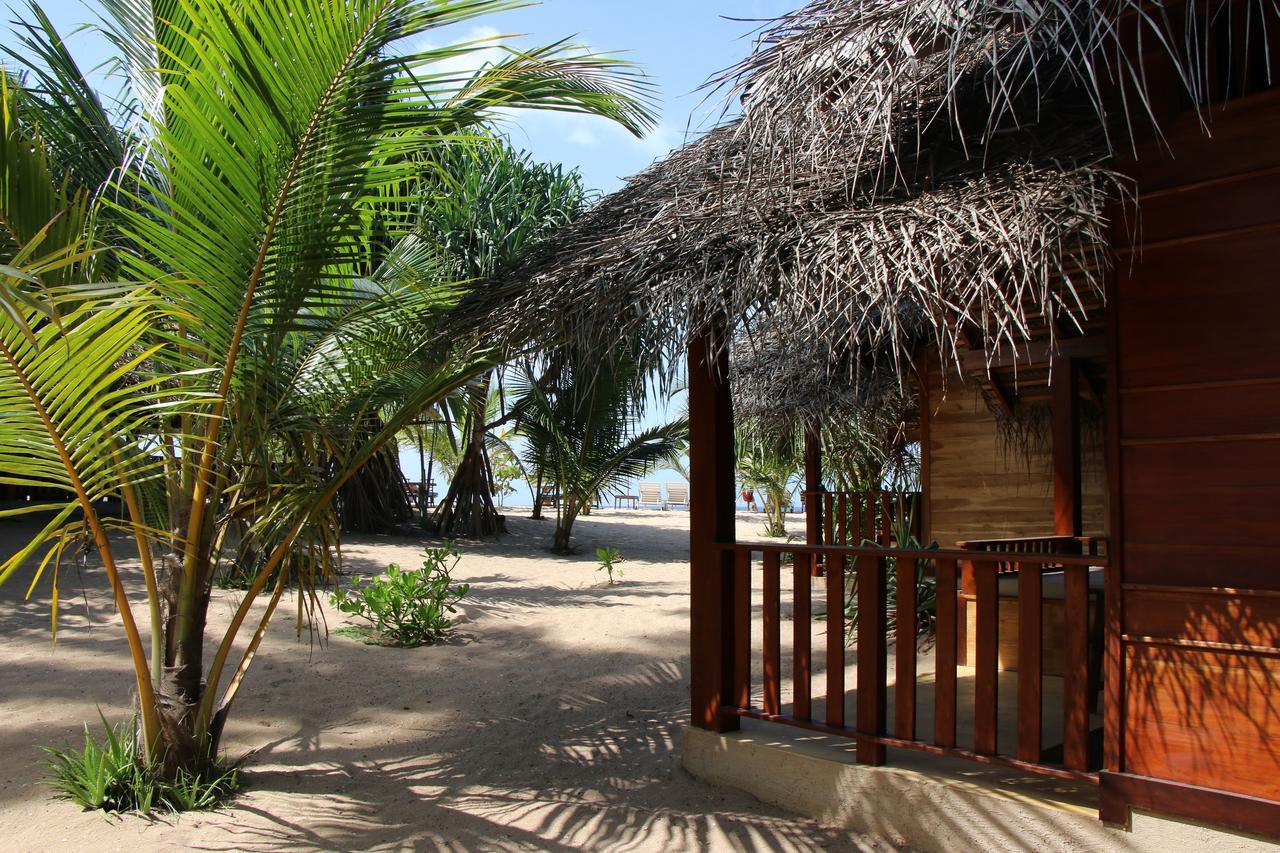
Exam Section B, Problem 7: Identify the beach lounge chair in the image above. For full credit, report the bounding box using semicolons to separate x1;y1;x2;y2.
638;482;664;508
665;483;689;510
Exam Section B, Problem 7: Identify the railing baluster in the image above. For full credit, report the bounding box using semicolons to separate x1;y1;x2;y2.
934;558;958;748
974;559;999;755
793;550;811;721
826;554;846;728
1017;561;1042;763
763;551;781;716
895;550;917;740
734;548;752;711
716;543;1101;783
1063;563;1090;770
856;554;887;765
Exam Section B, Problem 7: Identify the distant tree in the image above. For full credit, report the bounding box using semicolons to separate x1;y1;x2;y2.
736;423;803;538
515;351;687;553
425;142;590;539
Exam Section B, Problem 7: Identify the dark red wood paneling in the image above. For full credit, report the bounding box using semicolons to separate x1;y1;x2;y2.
1113;43;1280;817
1116;232;1280;389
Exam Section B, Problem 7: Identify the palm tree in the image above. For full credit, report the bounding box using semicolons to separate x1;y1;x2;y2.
0;0;653;779
822;399;920;493
423;141;589;539
515;351;688;553
737;422;803;538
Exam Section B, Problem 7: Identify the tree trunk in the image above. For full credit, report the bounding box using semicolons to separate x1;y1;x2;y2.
552;497;581;553
338;444;412;533
552;518;572;553
531;471;546;519
148;552;214;779
430;381;504;538
417;434;427;521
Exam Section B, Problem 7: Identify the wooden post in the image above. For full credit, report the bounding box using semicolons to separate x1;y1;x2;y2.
689;321;741;732
856;554;888;764
804;424;824;577
974;559;1000;755
804;425;823;546
1052;355;1082;537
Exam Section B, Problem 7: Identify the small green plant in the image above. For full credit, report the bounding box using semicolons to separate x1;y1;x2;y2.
43;713;238;815
844;501;938;645
596;546;625;585
331;543;470;646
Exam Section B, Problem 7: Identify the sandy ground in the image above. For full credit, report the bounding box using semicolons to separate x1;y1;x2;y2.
0;508;892;852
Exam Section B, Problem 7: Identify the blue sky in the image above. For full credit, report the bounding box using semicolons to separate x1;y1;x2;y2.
7;0;793;498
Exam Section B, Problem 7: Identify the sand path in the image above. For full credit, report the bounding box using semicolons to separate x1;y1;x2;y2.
0;510;887;851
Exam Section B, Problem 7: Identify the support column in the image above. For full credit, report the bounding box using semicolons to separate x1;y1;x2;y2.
689;320;741;732
804;424;825;577
1052;355;1083;537
804;424;824;547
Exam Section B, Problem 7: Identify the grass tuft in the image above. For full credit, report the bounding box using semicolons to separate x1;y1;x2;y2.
43;713;239;815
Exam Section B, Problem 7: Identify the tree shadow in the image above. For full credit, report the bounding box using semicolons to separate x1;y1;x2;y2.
0;512;878;850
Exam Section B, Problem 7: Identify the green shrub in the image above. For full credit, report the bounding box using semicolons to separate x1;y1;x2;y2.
843;509;938;645
596;546;625;584
331;543;470;646
43;714;238;815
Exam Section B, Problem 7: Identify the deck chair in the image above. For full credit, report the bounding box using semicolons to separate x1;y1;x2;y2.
638;482;664;508
665;483;689;510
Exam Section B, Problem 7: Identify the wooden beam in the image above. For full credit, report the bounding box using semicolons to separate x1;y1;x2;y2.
963;335;1105;373
689;320;741;732
985;375;1016;419
1052;355;1083;537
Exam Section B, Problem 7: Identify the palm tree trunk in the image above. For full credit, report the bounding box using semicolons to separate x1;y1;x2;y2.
552;496;582;553
418;433;427;520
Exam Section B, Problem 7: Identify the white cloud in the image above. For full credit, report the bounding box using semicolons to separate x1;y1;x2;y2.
567;125;600;147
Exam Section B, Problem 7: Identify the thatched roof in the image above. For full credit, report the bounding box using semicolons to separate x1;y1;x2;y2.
471;0;1267;421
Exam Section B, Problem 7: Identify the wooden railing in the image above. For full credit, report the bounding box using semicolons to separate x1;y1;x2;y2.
804;490;923;547
957;535;1107;573
720;542;1107;783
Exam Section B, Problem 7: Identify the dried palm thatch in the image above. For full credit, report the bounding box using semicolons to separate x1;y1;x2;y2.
467;0;1275;419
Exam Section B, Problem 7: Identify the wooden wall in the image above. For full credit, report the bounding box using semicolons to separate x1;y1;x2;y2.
1107;80;1280;818
924;365;1108;549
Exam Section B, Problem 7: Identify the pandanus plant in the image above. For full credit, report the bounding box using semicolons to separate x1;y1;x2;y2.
423;141;589;540
0;0;653;779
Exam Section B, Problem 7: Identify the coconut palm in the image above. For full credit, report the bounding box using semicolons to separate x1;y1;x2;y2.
736;422;803;538
515;351;688;553
0;0;653;779
822;395;920;493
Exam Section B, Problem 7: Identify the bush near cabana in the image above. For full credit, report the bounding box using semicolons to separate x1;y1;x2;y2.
331;544;471;647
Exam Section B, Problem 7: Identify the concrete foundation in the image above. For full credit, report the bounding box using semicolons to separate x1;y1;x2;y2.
681;722;1280;852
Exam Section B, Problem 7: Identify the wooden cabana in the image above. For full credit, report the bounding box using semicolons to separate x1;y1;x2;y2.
483;0;1280;839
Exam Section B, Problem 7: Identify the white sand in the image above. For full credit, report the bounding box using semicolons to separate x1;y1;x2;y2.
0;509;888;851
